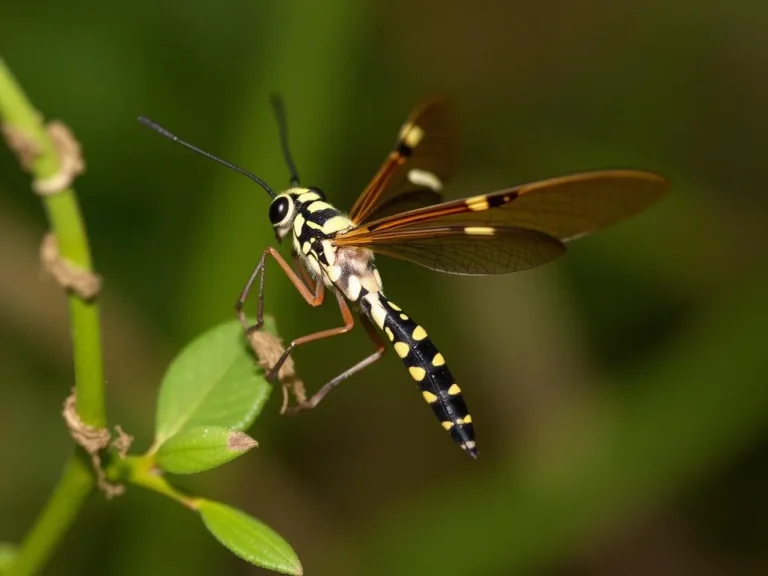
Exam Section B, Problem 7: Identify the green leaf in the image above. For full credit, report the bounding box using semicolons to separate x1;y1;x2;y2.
0;542;17;573
155;318;275;446
198;500;302;575
156;426;258;474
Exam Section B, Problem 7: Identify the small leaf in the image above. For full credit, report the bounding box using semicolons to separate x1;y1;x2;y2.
156;426;258;474
155;318;275;445
0;542;18;573
199;500;302;575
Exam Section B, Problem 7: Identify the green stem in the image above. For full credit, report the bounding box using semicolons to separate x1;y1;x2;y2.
0;58;107;574
111;456;201;510
6;454;94;576
0;58;105;426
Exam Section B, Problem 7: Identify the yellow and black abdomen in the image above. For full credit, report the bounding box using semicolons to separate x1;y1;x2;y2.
362;292;477;457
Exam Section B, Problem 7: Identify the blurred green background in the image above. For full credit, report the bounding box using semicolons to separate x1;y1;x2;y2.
2;0;768;574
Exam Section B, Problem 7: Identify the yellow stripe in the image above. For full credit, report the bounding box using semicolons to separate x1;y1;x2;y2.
296;191;321;203
306;215;352;235
465;194;489;211
306;201;333;212
384;327;394;341
293;213;306;235
464;226;495;235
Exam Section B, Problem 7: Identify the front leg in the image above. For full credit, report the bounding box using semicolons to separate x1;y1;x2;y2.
235;246;324;335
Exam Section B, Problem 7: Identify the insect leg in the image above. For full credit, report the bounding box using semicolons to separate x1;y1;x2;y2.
285;312;386;414
265;289;354;380
235;246;324;334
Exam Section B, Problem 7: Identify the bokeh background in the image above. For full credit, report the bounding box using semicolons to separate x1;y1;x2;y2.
2;1;768;574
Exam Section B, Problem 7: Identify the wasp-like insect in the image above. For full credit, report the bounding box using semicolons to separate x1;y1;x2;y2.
140;97;667;457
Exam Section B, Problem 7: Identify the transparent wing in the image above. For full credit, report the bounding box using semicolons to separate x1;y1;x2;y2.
358;225;566;275
338;170;668;244
348;98;459;224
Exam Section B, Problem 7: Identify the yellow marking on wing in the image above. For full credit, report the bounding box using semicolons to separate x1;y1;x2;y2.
373;269;383;289
412;326;427;341
400;123;425;148
447;383;461;395
465;194;489;211
441;421;454;430
302;241;311;254
408;169;443;191
422;391;438;403
384;327;394;341
464;226;495;235
409;366;426;381
432;353;445;367
394;342;410;358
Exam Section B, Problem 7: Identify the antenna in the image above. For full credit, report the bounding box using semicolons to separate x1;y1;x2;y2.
138;116;277;198
270;94;301;187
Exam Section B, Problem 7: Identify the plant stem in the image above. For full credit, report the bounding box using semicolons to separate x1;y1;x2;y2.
6;454;94;576
0;58;105;426
111;455;201;510
0;58;106;573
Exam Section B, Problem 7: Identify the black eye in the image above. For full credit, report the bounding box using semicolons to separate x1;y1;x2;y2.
269;197;291;224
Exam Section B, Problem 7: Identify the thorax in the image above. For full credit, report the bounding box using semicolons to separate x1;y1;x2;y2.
290;192;382;301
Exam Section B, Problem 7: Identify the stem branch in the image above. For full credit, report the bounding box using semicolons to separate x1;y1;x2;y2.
0;58;106;574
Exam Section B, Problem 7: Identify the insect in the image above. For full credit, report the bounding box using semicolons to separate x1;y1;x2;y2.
139;97;667;458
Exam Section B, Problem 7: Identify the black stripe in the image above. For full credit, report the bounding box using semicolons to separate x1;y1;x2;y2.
362;294;477;457
396;141;413;157
488;191;516;208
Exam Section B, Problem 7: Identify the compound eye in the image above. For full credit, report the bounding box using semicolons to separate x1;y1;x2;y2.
268;196;292;225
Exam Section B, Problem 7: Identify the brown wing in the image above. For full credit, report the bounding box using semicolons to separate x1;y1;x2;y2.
337;170;668;246
347;98;459;224
358;225;567;275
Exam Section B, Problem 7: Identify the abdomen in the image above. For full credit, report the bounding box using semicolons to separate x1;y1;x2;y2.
360;292;477;457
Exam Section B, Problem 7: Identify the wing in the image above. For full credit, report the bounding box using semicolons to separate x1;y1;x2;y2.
357;225;566;275
338;170;668;243
334;169;668;276
347;98;459;225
